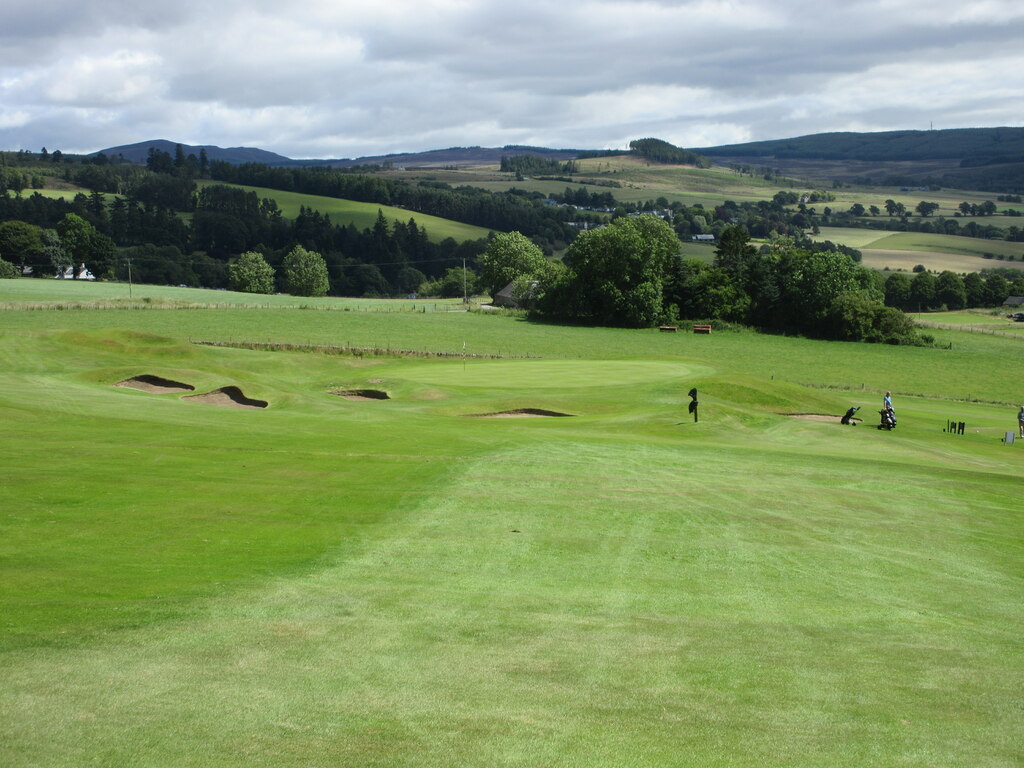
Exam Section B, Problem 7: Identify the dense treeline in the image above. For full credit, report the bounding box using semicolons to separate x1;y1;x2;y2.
701;128;1024;163
628;138;711;168
486;218;1020;341
0;184;487;295
498;219;921;343
661;228;920;343
500;155;578;176
207;161;578;251
882;266;1024;313
818;203;1024;246
704;129;1024;193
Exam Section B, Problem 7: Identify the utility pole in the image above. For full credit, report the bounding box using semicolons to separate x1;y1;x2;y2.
462;258;468;304
127;255;133;299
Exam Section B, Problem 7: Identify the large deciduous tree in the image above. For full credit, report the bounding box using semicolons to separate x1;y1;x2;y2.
56;213;115;278
477;231;547;301
549;214;679;327
229;251;276;294
0;220;44;269
884;272;913;310
909;270;937;311
282;245;330;297
935;270;967;310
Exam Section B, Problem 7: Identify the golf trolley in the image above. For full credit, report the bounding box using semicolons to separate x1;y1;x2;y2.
878;407;896;430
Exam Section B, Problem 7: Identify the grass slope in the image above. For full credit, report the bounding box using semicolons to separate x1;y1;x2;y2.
816;228;1024;273
197;181;493;243
1;280;1022;767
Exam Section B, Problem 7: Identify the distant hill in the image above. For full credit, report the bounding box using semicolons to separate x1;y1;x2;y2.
282;145;584;169
92;130;1024;191
696;127;1024;192
96;139;293;166
95;141;586;169
696;127;1024;163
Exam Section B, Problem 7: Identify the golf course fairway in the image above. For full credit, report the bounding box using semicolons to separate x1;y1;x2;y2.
1;281;1021;767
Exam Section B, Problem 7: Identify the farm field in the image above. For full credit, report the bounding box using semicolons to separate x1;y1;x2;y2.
815;228;1024;273
405;156;1015;218
909;309;1024;338
21;164;1020;278
2;278;1022;767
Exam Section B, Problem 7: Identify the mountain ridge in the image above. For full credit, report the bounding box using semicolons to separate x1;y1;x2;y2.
92;128;1024;191
97;127;1024;168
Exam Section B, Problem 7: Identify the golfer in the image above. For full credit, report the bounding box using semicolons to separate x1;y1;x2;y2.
1018;405;1024;438
883;391;893;412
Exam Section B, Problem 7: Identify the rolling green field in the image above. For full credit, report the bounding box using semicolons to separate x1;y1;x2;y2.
2;281;1022;767
909;309;1024;338
816;228;1024;273
25;182;492;244
26;165;1020;276
196;181;493;243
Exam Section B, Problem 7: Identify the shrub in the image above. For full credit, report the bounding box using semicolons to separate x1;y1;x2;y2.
0;256;19;279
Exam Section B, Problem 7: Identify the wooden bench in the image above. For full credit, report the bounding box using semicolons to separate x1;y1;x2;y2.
692;324;712;334
658;325;678;332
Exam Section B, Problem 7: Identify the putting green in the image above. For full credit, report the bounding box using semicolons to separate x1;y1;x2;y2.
400;359;713;389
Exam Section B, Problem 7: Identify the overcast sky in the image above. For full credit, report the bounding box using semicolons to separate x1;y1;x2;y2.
2;0;1022;159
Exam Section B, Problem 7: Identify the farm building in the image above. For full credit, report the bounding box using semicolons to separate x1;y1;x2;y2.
493;279;539;309
1004;296;1024;307
55;264;96;280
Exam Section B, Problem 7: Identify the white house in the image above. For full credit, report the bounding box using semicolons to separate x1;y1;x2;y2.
55;264;96;280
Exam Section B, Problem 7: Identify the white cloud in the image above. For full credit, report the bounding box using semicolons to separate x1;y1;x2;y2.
42;51;163;107
0;109;31;130
0;0;1021;156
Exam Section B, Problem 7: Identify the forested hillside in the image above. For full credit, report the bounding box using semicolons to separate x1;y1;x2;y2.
699;128;1024;192
699;127;1024;163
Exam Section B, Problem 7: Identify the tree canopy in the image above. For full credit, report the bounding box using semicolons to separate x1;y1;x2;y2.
281;245;329;297
477;231;547;300
229;251;276;294
541;215;680;327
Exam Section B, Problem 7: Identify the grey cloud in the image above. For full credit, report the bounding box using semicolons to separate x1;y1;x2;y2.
1;0;1022;156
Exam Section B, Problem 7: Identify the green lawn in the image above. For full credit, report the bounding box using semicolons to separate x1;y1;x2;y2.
1;279;1022;767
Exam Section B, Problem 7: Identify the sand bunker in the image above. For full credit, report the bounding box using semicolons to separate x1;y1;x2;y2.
116;375;195;394
183;386;268;409
333;389;390;401
785;413;860;423
465;408;574;418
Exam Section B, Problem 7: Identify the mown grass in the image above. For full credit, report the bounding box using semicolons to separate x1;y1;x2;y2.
1;280;1022;767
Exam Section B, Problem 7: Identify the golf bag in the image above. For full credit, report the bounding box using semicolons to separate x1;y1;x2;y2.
878;407;896;430
841;406;860;425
